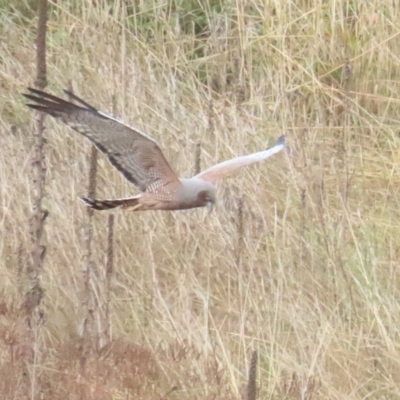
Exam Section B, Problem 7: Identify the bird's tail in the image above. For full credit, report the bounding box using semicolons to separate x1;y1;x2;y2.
80;196;140;211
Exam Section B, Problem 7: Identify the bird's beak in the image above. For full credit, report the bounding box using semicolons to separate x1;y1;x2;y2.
207;201;214;214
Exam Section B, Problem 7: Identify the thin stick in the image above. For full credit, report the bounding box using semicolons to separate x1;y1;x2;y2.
25;0;48;318
247;350;258;400
194;142;201;176
34;0;48;90
104;214;114;343
82;143;98;349
26;1;48;399
85;145;98;257
236;196;244;267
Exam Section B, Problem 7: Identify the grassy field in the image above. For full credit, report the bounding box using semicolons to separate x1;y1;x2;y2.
1;0;400;398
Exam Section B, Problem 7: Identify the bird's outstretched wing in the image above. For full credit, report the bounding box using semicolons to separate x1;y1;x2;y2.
23;88;181;193
194;135;285;184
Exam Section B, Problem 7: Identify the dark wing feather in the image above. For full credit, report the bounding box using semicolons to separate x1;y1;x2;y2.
23;88;181;193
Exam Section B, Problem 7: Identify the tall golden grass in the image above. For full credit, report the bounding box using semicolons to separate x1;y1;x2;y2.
1;0;400;398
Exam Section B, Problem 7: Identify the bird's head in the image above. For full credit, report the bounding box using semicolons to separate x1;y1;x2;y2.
197;188;216;212
178;178;216;211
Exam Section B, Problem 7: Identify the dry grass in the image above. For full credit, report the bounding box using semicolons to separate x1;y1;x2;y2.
1;0;400;398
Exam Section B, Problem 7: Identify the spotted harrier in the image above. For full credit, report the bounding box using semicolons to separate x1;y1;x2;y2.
24;88;285;212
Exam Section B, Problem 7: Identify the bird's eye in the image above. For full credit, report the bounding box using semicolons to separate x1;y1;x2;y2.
198;190;210;202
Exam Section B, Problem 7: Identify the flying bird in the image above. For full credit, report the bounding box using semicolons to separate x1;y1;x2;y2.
23;88;285;212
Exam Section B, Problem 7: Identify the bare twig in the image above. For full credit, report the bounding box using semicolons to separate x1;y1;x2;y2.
85;145;98;251
104;214;114;344
247;350;258;400
34;0;48;90
81;143;99;351
25;0;48;319
194;142;201;176
236;196;244;266
208;95;214;135
22;1;48;398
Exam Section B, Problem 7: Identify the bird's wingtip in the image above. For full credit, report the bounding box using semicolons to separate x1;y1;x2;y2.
276;135;285;147
80;197;92;206
25;87;43;95
266;135;285;151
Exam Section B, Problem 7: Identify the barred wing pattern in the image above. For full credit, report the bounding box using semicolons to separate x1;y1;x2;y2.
23;88;181;198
